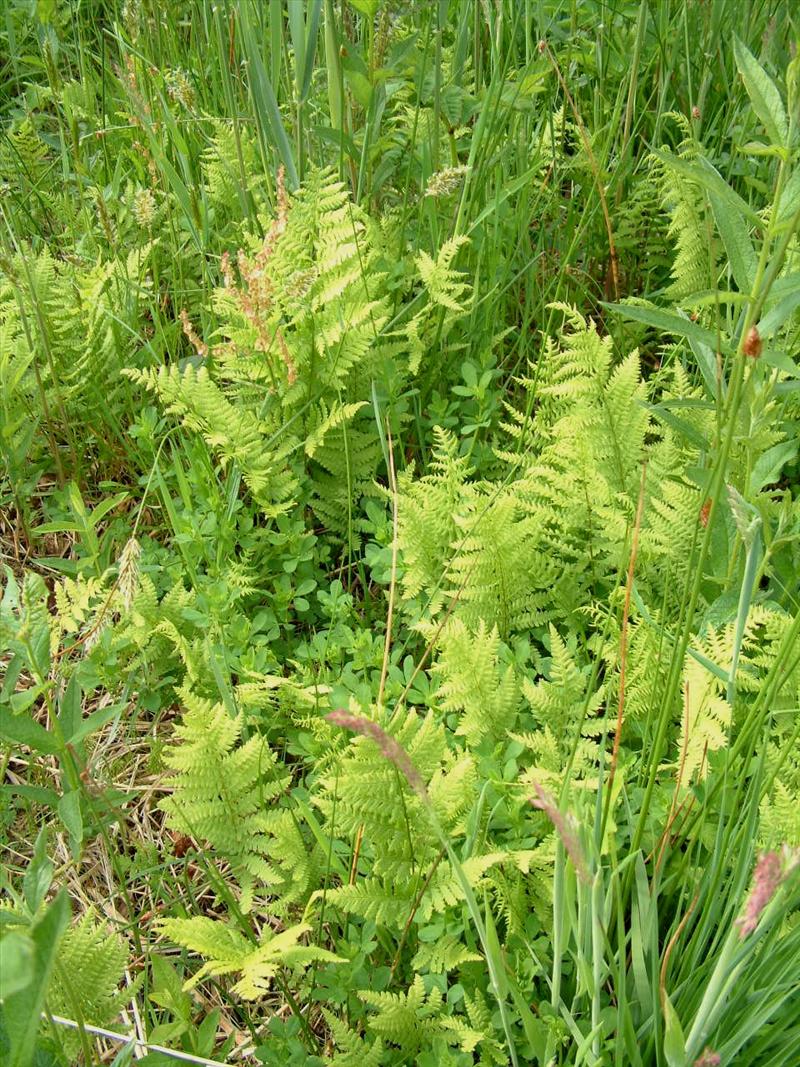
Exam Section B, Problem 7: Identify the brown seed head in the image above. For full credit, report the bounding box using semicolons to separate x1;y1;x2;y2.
326;709;429;803
531;782;590;884
737;850;783;938
693;1050;721;1067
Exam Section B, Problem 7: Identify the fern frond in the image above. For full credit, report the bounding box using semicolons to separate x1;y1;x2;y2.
416;235;471;313
159;687;293;910
158;918;340;999
651;139;719;301
412;933;482;974
47;912;133;1058
322;1009;385;1067
433;618;520;745
128;363;299;517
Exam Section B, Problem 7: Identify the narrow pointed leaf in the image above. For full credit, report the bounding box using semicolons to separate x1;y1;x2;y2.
733;36;788;148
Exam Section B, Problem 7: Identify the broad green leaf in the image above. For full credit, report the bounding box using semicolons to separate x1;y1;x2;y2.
0;708;61;756
343;66;372;109
775;171;800;228
708;190;757;296
750;440;799;494
733;36;788;149
88;491;129;527
651;151;760;226
57;790;83;854
3;890;70;1067
1;784;60;808
604;302;729;354
9;686;48;715
759;285;800;337
312;124;359;161
662;991;687;1067
67;701;125;746
759;347;800;377
688;335;724;402
56;673;81;743
149;955;193;1020
349;0;379;16
23;830;53;914
0;932;35;999
1;654;24;702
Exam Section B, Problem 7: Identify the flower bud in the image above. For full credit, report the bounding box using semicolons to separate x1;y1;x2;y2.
743;325;762;359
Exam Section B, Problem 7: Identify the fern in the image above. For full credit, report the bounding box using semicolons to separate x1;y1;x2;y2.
358;975;441;1052
129;363;299;518
201;119;262;212
412;932;482;974
159;686;299;911
358;975;495;1058
432;617;520;746
396;426;473;606
1;242;155;448
397;309;661;634
517;625;606;793
47;912;133;1058
416;235;471;313
312;704;504;929
157;917;340;1000
322;1009;385;1067
650;120;720;301
677;641;731;787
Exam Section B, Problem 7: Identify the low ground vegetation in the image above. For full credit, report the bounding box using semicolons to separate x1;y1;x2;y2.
1;2;799;1065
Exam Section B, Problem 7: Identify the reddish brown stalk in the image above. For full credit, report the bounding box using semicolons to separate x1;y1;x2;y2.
659;891;699;1007
607;464;647;798
349;824;364;886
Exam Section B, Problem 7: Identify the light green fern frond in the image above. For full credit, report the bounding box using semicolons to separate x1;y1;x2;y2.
201;119;261;210
159;687;293;910
396;426;473;605
358;974;441;1052
412;932;482;974
677;639;732;787
128;363;298;517
322;1009;385;1067
416;235;471;313
433;618;520;745
158;917;340;999
47;912;133;1058
651;135;719;301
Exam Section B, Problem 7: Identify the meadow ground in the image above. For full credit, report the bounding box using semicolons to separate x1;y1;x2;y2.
1;2;799;1065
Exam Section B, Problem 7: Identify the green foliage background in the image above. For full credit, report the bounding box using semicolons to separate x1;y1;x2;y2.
1;2;799;1065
